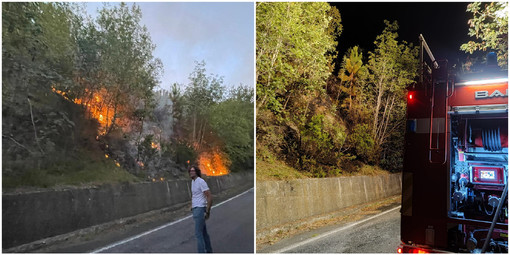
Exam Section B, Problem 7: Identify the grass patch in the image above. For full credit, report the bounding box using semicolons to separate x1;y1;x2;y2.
352;164;391;176
257;158;392;181
3;149;141;191
256;159;309;181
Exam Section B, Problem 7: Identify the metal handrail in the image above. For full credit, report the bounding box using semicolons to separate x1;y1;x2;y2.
428;60;448;165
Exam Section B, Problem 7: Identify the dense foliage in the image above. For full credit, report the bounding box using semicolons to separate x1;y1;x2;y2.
256;2;340;114
170;61;254;173
3;3;92;178
256;2;419;177
461;2;508;69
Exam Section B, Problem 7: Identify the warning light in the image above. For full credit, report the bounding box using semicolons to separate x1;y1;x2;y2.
408;92;414;101
397;248;403;254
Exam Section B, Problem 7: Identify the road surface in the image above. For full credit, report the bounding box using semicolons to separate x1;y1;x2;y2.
94;188;254;253
259;205;401;253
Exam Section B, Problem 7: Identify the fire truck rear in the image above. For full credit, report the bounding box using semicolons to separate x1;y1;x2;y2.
399;35;508;253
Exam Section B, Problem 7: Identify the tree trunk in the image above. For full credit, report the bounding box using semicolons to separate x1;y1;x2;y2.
200;120;207;147
372;62;389;137
379;95;396;146
373;78;384;138
377;96;391;141
192;113;197;144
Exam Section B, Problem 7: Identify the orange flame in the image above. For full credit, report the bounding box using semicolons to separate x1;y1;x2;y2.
198;149;230;176
151;142;160;150
53;87;114;135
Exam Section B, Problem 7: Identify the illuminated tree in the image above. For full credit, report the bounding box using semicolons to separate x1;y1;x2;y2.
338;46;366;110
362;20;419;163
461;2;508;69
256;2;341;113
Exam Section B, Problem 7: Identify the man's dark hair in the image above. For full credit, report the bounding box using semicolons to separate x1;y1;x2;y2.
189;165;202;178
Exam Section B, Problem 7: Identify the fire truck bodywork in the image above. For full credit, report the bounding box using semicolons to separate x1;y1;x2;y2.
400;35;508;253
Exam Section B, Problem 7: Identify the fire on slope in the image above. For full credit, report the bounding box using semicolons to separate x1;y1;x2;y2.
197;148;230;176
52;87;114;134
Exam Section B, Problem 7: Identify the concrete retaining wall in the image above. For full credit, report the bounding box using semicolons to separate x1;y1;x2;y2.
256;173;401;231
3;171;253;249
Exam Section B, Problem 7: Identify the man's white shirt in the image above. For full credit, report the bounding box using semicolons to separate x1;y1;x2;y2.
191;176;210;208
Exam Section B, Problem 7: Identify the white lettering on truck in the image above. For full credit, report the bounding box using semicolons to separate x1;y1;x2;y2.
475;89;508;99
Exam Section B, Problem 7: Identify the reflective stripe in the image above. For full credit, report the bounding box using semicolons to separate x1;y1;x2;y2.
407;118;446;134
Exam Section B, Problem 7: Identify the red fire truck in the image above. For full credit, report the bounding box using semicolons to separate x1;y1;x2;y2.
399;35;508;253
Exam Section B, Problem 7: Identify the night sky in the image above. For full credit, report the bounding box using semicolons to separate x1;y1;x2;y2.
331;2;473;69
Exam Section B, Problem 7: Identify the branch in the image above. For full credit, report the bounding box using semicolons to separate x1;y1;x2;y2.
2;135;33;154
27;97;45;155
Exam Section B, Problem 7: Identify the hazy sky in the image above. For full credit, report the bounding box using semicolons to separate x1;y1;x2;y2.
85;2;254;92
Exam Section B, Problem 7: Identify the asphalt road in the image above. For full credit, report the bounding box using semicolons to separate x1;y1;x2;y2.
93;188;254;253
260;205;401;253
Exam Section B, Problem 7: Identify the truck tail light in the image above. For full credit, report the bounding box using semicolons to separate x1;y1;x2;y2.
408;92;414;101
399;246;431;253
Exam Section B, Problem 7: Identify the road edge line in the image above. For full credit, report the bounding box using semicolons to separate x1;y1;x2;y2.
272;205;401;253
92;187;254;253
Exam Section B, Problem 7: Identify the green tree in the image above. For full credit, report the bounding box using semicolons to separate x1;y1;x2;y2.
460;2;508;69
93;3;162;134
209;85;254;172
168;83;184;134
256;2;346;177
182;61;224;149
256;2;341;113
338;46;366;110
362;20;419;161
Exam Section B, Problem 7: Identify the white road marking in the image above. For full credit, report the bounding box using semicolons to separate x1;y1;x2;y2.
92;188;253;253
272;205;402;253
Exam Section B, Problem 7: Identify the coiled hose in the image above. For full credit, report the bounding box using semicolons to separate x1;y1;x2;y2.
482;128;502;152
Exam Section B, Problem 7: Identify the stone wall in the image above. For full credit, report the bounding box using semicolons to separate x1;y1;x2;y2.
3;171;253;249
256;173;401;231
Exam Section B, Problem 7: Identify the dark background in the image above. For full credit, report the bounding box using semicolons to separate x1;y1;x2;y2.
331;2;473;69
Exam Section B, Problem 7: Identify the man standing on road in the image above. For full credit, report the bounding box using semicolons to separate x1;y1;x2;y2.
189;166;213;253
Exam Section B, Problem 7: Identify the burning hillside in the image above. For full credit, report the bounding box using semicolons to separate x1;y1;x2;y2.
198;148;230;176
52;87;115;135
